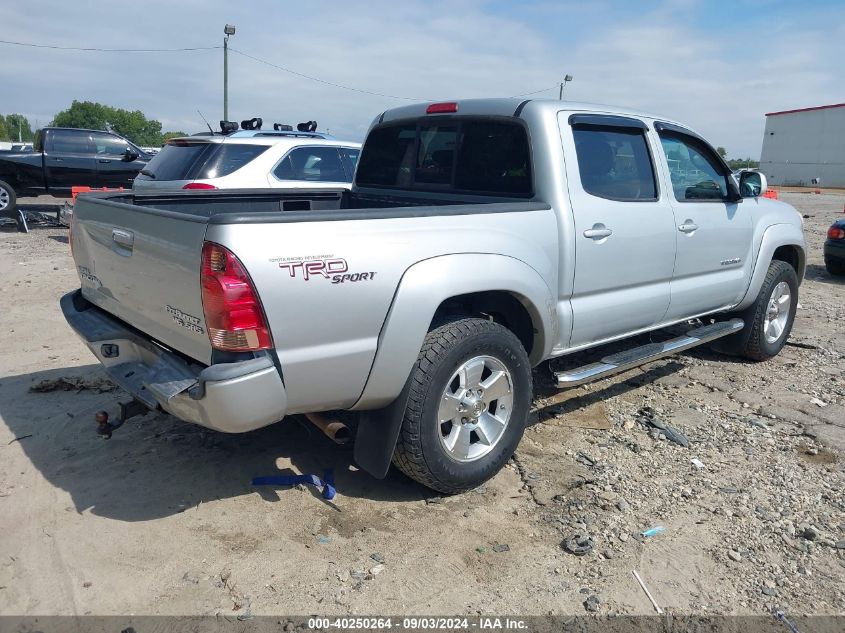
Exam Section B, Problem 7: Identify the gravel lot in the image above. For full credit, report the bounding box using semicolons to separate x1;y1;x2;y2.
0;193;842;618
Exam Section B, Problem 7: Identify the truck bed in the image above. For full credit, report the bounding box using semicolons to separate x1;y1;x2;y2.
71;189;551;369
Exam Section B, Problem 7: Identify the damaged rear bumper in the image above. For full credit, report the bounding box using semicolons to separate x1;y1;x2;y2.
60;290;287;433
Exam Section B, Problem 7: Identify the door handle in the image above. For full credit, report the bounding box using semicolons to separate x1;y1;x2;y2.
98;159;111;163
112;228;134;248
51;157;63;162
678;221;699;234
583;224;613;240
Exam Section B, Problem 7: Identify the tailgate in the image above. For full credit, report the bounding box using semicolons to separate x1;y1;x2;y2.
71;194;212;364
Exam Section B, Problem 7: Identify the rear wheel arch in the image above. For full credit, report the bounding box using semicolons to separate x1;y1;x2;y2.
431;290;538;361
351;254;554;412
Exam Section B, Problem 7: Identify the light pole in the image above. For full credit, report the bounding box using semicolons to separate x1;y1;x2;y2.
223;24;236;121
559;74;573;100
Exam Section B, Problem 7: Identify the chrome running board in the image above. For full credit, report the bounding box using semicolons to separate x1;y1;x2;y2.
553;319;744;388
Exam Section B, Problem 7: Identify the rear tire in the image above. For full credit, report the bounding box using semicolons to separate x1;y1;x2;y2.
825;258;845;276
392;317;532;494
712;260;798;361
0;179;17;215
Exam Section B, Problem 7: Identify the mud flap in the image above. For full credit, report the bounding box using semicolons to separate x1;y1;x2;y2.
353;377;412;479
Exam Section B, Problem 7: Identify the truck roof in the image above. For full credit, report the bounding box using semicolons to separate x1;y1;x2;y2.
378;98;684;128
40;126;126;134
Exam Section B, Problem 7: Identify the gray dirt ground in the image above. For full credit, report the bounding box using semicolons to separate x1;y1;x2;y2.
0;193;843;617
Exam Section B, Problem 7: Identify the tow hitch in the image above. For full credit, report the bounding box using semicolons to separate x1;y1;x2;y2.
95;399;149;439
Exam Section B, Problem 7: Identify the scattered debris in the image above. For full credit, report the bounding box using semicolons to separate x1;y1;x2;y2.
370;553;385;564
583;594;601;612
7;434;33;445
575;451;597;467
492;543;510;553
632;570;663;614
182;571;200;584
637;407;689;446
727;550;742;562
616;499;631;512
808;397;828;408
82;581;92;588
29;376;116;393
367;564;385;578
774;610;801;633
690;458;705;470
785;340;818;350
640;526;665;538
252;469;336;500
563;534;594;556
317;535;331;545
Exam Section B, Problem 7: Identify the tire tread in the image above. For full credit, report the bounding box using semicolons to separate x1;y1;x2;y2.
392;318;529;494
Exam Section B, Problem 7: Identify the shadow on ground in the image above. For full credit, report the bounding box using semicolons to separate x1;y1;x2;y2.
2;342;692;524
804;263;845;286
0;365;434;523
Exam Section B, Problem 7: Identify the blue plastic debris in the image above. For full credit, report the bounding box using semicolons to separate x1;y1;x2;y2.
252;469;336;500
640;526;665;538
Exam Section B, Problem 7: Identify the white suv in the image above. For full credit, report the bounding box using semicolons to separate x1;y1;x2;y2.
132;130;360;192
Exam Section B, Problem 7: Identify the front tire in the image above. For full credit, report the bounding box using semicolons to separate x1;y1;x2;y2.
0;179;17;215
713;260;798;361
392;318;532;494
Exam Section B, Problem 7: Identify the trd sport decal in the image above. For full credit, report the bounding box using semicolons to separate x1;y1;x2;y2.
270;256;376;284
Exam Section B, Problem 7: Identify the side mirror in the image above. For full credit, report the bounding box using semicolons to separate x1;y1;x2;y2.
739;170;767;198
123;147;140;162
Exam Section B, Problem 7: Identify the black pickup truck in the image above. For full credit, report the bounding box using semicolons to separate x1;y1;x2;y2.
0;127;151;213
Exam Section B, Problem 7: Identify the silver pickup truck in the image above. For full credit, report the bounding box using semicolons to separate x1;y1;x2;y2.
62;98;806;494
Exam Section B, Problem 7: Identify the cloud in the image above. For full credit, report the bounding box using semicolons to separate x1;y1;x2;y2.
1;0;843;157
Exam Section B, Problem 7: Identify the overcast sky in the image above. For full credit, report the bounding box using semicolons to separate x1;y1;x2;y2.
2;0;843;157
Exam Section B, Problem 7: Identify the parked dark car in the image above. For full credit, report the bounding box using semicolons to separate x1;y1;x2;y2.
0;127;150;213
824;218;845;276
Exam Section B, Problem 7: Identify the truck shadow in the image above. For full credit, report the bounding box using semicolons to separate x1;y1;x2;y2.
3;353;692;522
0;365;431;522
804;263;845;286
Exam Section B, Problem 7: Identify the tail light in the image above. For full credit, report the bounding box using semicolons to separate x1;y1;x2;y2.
828;226;845;240
183;182;217;190
201;242;272;351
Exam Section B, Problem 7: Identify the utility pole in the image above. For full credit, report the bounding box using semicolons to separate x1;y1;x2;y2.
559;74;573;100
223;24;236;121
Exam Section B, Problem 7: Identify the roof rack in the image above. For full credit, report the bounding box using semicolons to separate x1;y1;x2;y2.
228;130;330;139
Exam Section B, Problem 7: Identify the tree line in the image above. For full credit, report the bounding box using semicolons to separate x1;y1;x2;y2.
716;146;760;170
0;100;186;147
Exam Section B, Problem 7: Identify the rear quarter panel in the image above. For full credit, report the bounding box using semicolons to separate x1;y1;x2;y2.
205;207;558;413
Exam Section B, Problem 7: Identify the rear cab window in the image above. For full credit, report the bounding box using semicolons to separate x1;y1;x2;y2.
356;118;532;196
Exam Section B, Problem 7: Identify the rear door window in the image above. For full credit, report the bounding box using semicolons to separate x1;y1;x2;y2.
274;147;349;182
356;118;532;195
47;130;93;154
572;127;657;201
